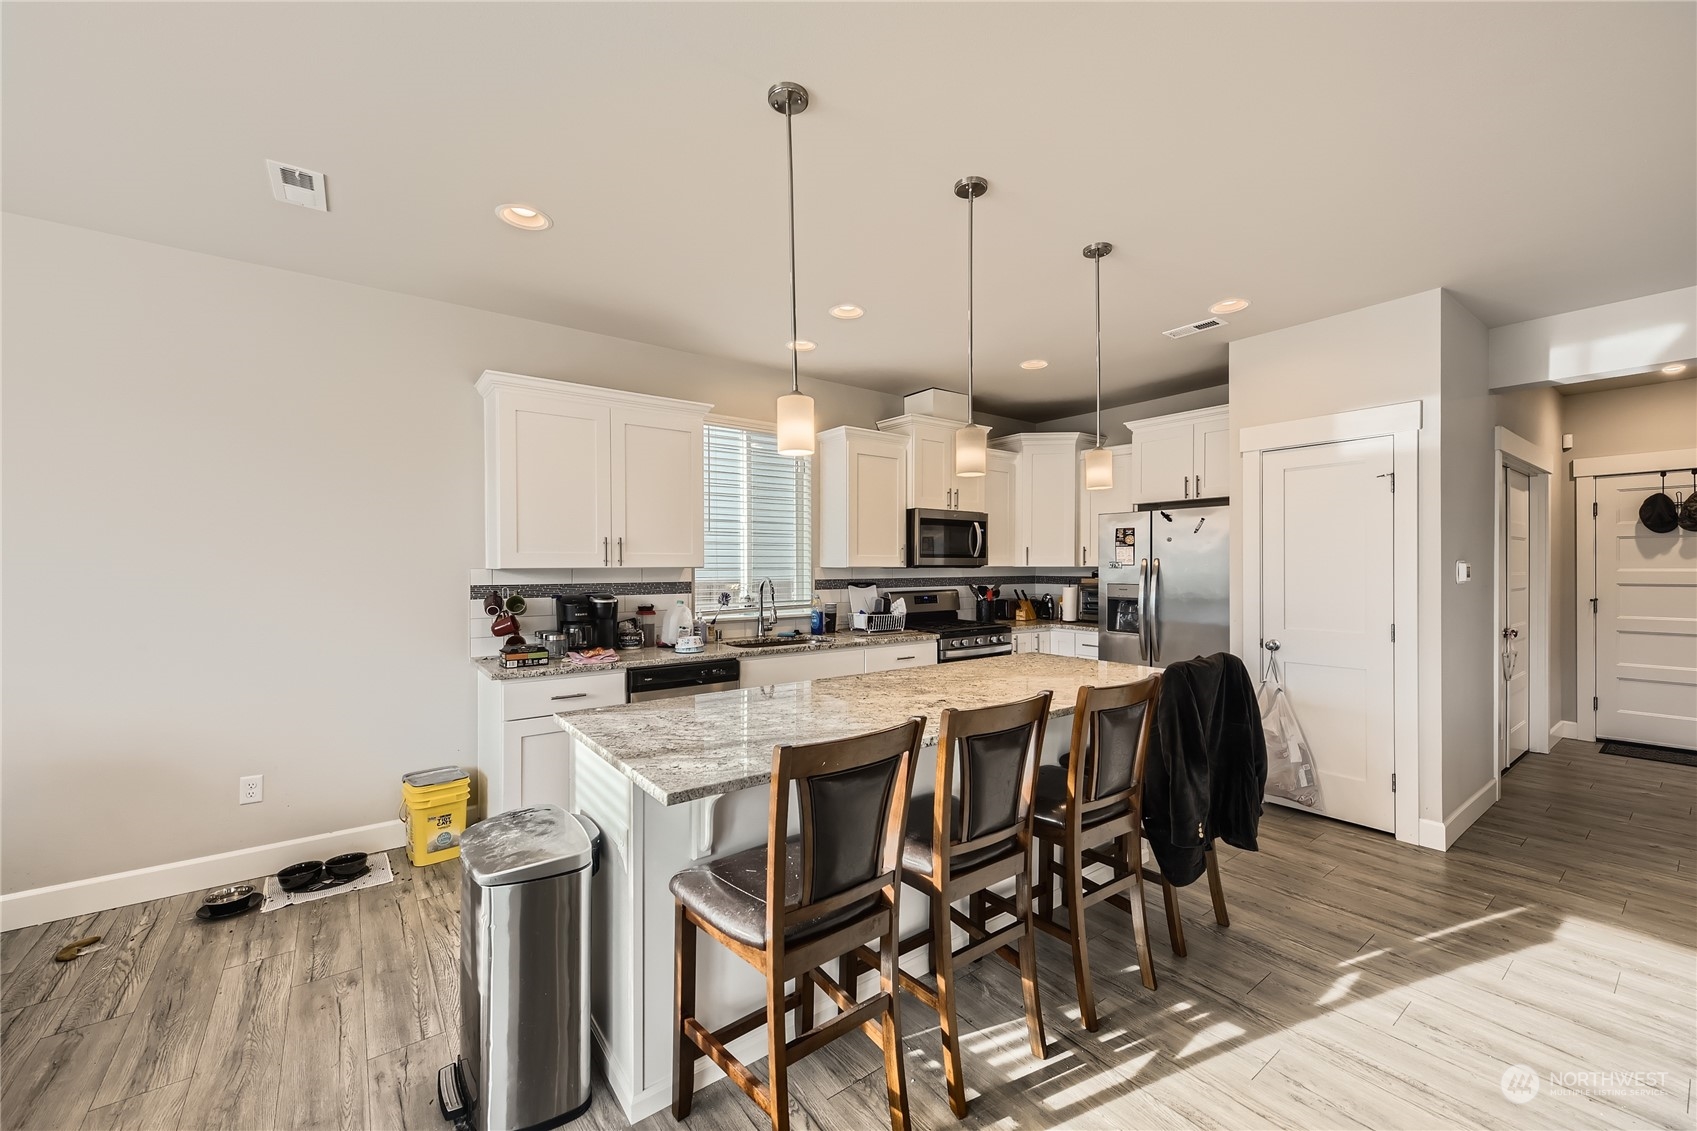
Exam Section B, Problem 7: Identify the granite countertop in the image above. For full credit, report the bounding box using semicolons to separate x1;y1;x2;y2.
556;652;1158;806
474;628;940;681
1010;620;1100;632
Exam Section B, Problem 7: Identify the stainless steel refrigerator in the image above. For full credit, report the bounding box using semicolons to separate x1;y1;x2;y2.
1097;505;1230;666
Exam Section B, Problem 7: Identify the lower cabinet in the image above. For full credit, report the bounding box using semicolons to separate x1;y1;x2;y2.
1013;630;1042;654
1076;634;1100;660
1046;630;1077;657
738;641;938;687
477;668;626;818
862;643;938;673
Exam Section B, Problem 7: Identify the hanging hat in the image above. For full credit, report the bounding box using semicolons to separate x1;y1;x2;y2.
1679;471;1697;532
1640;486;1678;533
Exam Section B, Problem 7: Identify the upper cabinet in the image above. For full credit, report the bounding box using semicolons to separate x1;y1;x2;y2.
1076;445;1136;568
991;433;1090;567
875;415;986;512
1125;406;1229;503
477;371;711;569
983;449;1019;567
818;427;909;568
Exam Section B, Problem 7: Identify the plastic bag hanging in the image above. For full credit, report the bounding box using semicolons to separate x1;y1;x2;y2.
1258;650;1327;812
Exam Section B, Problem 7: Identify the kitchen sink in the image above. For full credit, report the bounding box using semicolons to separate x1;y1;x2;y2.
724;637;820;649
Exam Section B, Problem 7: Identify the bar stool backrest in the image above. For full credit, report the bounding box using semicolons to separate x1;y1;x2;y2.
1065;676;1162;823
770;716;925;939
933;692;1053;868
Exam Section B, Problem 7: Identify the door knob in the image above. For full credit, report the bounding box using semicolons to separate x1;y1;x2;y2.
1264;639;1281;651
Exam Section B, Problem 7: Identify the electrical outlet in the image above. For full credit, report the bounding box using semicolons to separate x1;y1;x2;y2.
239;775;263;805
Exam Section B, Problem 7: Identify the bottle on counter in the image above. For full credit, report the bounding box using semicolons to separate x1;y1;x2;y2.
637;604;657;649
809;592;825;636
661;599;692;647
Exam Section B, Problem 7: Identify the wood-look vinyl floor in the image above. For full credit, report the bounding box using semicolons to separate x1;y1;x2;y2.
2;739;1692;1130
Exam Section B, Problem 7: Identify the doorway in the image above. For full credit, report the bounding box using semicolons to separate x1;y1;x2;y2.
1493;427;1553;778
1501;468;1532;765
1259;437;1397;831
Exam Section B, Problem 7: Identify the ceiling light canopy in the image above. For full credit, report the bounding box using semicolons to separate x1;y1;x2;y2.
1020;359;1049;370
955;175;990;478
1209;297;1250;314
1662;363;1687;374
828;304;864;320
770;81;815;457
787;340;816;352
495;204;551;230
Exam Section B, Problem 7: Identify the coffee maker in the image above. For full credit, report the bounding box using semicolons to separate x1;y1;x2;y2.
587;594;619;649
553;595;597;651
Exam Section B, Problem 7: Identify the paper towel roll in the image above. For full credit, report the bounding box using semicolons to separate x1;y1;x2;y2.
1061;584;1080;622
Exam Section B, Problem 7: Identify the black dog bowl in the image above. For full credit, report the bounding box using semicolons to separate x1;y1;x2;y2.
325;852;368;879
278;861;324;892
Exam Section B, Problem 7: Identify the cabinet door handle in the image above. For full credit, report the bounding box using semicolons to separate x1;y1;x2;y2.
1184;475;1190;499
603;537;609;565
896;655;916;661
1026;546;1030;565
1196;474;1202;495
551;692;589;701
617;536;624;565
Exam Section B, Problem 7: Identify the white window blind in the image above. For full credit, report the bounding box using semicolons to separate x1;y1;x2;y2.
696;423;814;615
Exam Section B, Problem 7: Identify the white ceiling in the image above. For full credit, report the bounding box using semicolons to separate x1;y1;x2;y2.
4;2;1692;418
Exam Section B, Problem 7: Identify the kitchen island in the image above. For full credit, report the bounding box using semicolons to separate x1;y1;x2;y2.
558;652;1159;1120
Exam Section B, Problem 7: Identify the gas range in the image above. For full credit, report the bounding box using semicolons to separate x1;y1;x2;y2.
891;588;1015;663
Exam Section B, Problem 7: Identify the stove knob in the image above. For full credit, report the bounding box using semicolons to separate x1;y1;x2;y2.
974;636;987;646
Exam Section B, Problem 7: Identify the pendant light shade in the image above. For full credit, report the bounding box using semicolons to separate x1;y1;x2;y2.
1083;445;1114;490
955;424;989;476
1083;241;1114;491
776;392;817;457
954;176;989;477
771;81;815;456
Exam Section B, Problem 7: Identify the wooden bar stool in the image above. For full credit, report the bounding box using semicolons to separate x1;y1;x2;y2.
670;717;925;1131
890;691;1053;1118
1031;675;1167;1031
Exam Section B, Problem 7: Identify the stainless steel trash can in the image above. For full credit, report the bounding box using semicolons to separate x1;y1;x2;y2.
441;805;600;1131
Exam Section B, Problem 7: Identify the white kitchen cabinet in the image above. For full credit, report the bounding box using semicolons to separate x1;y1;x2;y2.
1077;445;1136;567
477;371;711;569
1046;629;1077;657
1124;406;1229;504
738;646;871;687
1013;630;1043;654
984;450;1019;567
1076;633;1100;660
876;415;986;512
862;642;938;673
477;668;627;818
992;433;1090;567
818;427;909;568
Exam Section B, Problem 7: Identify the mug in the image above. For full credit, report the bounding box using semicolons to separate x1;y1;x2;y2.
491;612;519;637
505;593;527;615
483;593;503;616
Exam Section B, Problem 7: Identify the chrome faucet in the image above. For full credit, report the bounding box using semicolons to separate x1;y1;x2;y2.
757;578;777;636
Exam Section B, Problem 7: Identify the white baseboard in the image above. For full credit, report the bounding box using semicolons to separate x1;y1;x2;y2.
1416;778;1499;853
1550;720;1578;744
0;819;406;931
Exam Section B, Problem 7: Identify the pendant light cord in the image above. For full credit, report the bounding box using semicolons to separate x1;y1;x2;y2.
785;102;799;396
1094;253;1103;449
967;186;975;423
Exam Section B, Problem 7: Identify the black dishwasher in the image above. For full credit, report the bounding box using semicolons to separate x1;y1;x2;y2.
626;658;741;703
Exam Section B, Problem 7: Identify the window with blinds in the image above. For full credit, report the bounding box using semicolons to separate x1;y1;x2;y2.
695;422;814;615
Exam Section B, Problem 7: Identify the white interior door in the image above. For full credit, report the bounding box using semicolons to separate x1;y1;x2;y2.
1503;468;1532;763
1594;474;1697;749
1261;436;1396;832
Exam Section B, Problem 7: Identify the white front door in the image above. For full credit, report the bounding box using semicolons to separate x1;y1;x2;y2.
1261;436;1396;832
1594;474;1697;749
1503;468;1533;764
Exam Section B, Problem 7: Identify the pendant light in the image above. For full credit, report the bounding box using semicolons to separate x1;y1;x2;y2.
1082;241;1114;490
770;81;815;457
953;176;989;477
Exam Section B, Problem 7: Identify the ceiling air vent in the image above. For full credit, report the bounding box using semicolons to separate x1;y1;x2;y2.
1162;317;1226;340
265;159;328;211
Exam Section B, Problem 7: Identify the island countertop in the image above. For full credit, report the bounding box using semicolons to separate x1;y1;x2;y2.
474;628;939;682
556;652;1160;805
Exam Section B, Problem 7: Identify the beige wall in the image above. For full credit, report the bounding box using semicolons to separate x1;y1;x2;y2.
0;215;906;894
1034;384;1228;435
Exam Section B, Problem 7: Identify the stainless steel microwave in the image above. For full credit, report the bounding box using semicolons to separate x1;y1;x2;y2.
906;508;988;568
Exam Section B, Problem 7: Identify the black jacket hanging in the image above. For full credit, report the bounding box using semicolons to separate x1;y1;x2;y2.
1142;651;1268;886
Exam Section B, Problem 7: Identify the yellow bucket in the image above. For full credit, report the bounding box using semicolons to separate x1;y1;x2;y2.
401;766;471;866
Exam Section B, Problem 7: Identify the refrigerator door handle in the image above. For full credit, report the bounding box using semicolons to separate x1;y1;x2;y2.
1149;556;1162;663
1138;557;1150;662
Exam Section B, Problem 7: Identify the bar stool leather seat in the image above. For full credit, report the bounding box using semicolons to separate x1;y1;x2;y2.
669;840;876;948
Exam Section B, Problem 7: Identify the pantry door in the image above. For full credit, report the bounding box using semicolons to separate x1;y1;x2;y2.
1502;468;1533;764
1260;436;1396;832
1593;473;1697;750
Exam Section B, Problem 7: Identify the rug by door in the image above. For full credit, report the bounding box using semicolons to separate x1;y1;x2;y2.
1598;741;1697;768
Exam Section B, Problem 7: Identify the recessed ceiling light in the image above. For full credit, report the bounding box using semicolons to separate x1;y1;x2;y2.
1209;298;1250;314
1662;363;1687;375
828;304;864;320
1020;359;1048;370
496;204;552;231
787;340;816;352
